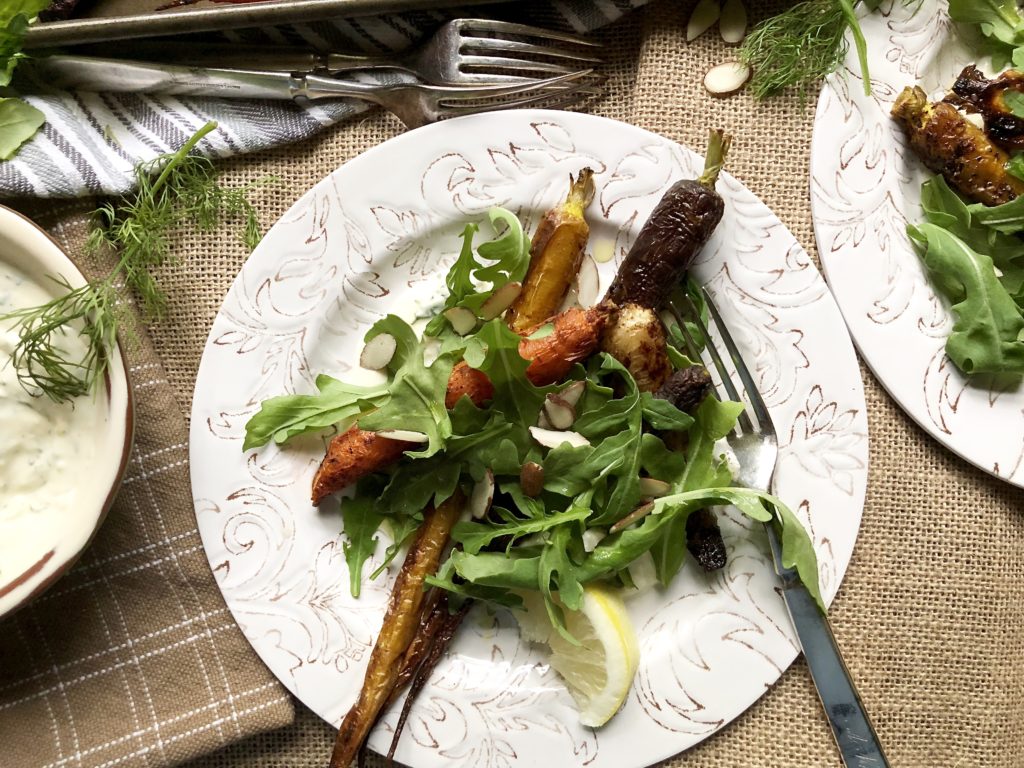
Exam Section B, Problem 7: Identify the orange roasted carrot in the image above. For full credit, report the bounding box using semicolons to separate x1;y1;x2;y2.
520;304;612;386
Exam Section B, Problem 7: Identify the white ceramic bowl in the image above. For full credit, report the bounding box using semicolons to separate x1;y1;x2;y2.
0;204;133;619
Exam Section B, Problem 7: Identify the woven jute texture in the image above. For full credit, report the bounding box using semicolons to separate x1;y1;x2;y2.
5;0;1024;766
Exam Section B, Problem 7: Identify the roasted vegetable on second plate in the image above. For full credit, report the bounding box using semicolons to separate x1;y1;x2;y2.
892;85;1024;207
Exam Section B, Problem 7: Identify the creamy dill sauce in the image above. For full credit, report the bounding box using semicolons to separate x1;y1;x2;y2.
0;260;105;584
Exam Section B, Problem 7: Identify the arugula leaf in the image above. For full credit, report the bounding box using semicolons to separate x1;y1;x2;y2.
369;513;422;580
242;374;388;451
424;558;523;608
468;319;554;425
1007;153;1024;182
426;208;531;336
378;458;461;517
359;316;458;457
340;496;385;598
0;0;48;159
452;502;589;555
639;391;694;431
908;222;1024;374
473;207;530;285
948;0;1024;67
639;432;687;482
0;96;43;161
444;486;824;612
539;523;585;643
1004;91;1024;118
919;176;1024;302
0;0;47;86
651;395;743;583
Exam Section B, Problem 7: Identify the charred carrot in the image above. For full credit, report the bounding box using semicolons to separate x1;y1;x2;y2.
506;169;595;333
329;492;464;768
312;426;414;505
520;304;611;386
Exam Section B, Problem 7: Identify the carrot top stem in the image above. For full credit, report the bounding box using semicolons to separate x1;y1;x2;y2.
697;129;732;189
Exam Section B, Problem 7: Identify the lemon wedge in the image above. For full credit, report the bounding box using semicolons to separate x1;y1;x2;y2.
515;584;640;727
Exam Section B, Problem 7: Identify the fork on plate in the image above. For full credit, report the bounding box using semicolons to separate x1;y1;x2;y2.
86;18;605;86
666;288;891;768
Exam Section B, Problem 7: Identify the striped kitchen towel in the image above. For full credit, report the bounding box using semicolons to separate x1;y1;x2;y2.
1;0;648;199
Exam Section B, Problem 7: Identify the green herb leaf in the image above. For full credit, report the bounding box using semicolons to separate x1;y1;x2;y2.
0;0;48;87
0;121;270;403
242;374;388;451
1003;90;1024;118
639;391;694;431
739;0;852;100
359;315;458;458
651;395;743;583
340;496;385;598
467;318;554;425
908;222;1024;374
0;96;43;160
948;0;1024;53
452;502;589;555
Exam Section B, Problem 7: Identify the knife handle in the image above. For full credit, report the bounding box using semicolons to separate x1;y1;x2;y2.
766;525;891;768
76;42;393;74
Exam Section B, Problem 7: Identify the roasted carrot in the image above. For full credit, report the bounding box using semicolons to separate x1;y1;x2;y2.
445;361;495;409
329;491;464;768
599;302;672;392
520;304;612;386
892;85;1024;207
506;169;595;333
312;427;414;505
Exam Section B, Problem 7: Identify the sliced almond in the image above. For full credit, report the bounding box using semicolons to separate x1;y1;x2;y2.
638;477;672;498
574;253;600;308
543;394;577;430
359;332;397;370
529;427;590;449
375;429;429;444
627;551;658;591
609;501;655;534
558;380;586;409
537;409;553;430
687;0;720;42
582;527;607;552
520;462;545;498
719;0;747;44
469;469;495;519
443;306;477;335
703;61;751;97
479;281;523;321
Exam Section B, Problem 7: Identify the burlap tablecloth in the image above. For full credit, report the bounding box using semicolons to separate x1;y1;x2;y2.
4;1;1024;766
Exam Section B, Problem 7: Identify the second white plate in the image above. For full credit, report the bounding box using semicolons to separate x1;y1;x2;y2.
812;0;1024;486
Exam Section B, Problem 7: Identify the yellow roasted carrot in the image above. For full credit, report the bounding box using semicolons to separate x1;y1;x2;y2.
328;491;464;768
506;168;595;333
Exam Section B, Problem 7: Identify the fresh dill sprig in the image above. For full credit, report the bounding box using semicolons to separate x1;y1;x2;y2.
739;0;875;100
2;120;269;403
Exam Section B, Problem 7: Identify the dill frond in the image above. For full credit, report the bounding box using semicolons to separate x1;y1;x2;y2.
740;0;852;100
1;120;273;403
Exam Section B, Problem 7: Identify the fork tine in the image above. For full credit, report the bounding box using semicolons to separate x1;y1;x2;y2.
454;18;603;48
458;55;585;76
701;289;776;435
670;295;757;434
459;36;604;63
442;79;599;117
428;69;593;101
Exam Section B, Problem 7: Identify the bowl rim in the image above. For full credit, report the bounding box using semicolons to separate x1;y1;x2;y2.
0;203;135;618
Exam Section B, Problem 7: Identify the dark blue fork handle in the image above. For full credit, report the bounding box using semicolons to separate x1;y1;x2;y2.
779;574;890;767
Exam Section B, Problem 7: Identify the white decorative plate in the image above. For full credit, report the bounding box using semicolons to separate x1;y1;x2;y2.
811;1;1024;485
190;111;868;767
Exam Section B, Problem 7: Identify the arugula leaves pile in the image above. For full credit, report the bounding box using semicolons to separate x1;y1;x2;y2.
244;207;825;641
909;177;1024;375
948;0;1024;68
0;0;47;160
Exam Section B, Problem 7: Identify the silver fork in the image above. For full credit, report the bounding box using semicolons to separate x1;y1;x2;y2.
18;56;599;130
667;288;891;768
86;19;604;85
